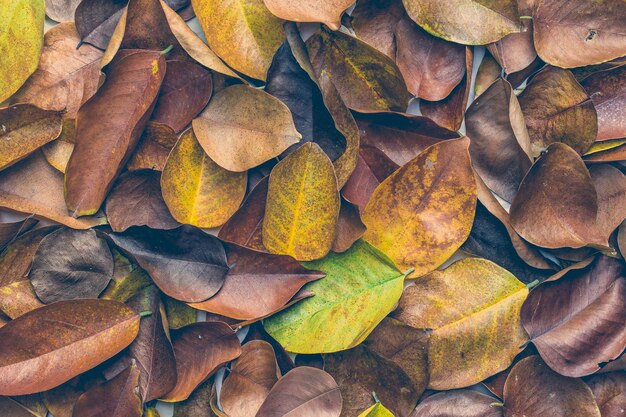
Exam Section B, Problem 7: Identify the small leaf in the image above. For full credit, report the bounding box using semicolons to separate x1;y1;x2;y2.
0;299;139;395
42;119;76;173
193;85;301;172
262;142;340;261
264;240;408;353
74;0;126;49
161;129;247;228
358;402;395;417
45;0;82;22
127;122;178;172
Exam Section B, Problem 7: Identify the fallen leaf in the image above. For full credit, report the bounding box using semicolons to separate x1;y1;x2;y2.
106;170;180;232
521;256;626;377
0;226;57;289
532;0;626;68
352;0;466;101
581;65;626;141
0;153;107;229
503;355;601;417
127;286;177;402
65;50;166;217
474;52;502;97
358;402;395;417
73;362;142;417
192;0;284;80
325;345;419;417
105;225;229;303
509;142;607;249
172;380;212;417
74;0;127;49
161;321;241;402
164;296;196;329
420;47;473;131
101;250;152;303
402;0;522;44
256;366;342;417
590;165;626;243
11;22;103;119
45;0;81;21
42;119;75;173
584;372;626;417
0;396;45;417
264;240;408;353
262;142;340;261
0;216;37;251
306;27;409;112
0;280;44;319
0;104;63;172
161;129;247;228
151;60;212;133
584;142;626;163
263;0;352;30
518;66;597;157
332;199;366;253
0;0;44;103
0;299;139;395
220;340;280;417
193;84;301;172
127;122;178;172
362;137;477;276
190;244;323;321
465;78;532;202
410;390;504;417
217;176;268;252
29;228;113;303
393;258;529;389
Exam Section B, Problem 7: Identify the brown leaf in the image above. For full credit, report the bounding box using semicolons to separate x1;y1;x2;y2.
42;119;75;173
465;78;532;201
0;299;139;395
164;296;196;329
503;355;601;417
590;165;626;243
101;250;153;303
487;3;536;75
352;0;466;101
532;0;626;68
256;366;342;417
420;47;473;131
0;104;63;172
332;199;366;253
474;52;502;97
126;122;178;172
74;0;127;49
0;153;107;229
362;137;477;276
0;216;38;251
161;321;241;402
0;226;57;288
220;340;280;417
306;27;409;112
410;390;504;417
509;142;607;249
106;170;180;232
584;372;626;417
11;23;103;119
127;286;177;402
105;225;229;303
73;362;142;417
29;228;113;303
151;60;212;133
263;0;352;30
521;256;626;377
190;244;323;320
518;66;597;157
193;84;301;172
0;280;44;319
325;345;418;417
581;65;626;141
45;0;82;22
65;50;166;217
0;396;46;417
172;380;212;417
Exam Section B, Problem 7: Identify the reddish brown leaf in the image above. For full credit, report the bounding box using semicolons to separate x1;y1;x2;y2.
581;65;626;141
126;122;178;172
332;199;366;253
584;372;626;417
590;164;626;243
410;390;504;417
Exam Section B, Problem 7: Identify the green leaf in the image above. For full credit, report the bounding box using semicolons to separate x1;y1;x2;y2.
264;239;408;353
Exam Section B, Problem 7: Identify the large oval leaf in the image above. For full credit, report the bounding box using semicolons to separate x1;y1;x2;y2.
362;137;477;277
393;258;529;389
193;85;301;172
0;299;139;395
402;0;521;45
264;240;408;353
262;142;340;261
0;0;44;103
411;390;504;417
161;129;247;228
191;0;284;80
65;51;166;217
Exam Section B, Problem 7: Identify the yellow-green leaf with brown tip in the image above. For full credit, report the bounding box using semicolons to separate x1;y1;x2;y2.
191;0;284;80
262;142;340;261
362;137;477;277
392;258;529;390
161;129;247;228
0;0;44;103
264;240;408;353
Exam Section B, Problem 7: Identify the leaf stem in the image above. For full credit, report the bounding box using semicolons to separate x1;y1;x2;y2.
526;279;540;290
160;44;174;55
140;310;153;317
371;392;380;404
490;402;504;407
519;16;533;20
403;267;415;277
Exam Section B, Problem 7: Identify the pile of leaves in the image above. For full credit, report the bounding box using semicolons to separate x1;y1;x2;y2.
0;0;625;416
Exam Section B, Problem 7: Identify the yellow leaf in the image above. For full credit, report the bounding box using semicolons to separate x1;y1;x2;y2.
161;129;247;228
358;402;395;417
263;142;339;261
